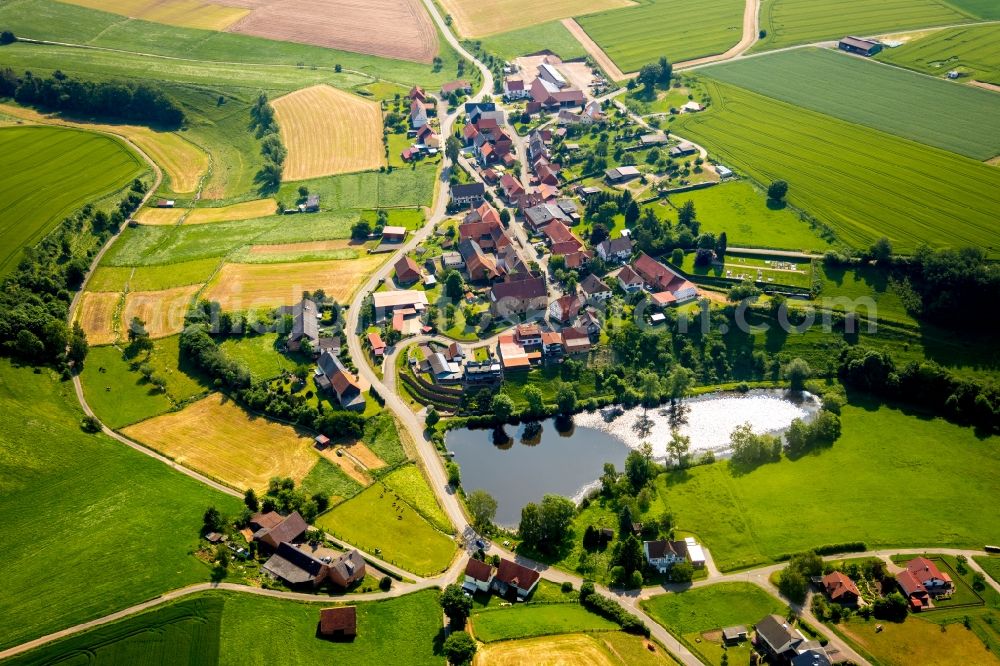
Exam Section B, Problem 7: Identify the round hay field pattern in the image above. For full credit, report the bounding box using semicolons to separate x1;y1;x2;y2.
225;0;438;63
122;284;202;339
273;85;386;181
122;393;319;492
203;255;386;309
76;291;122;346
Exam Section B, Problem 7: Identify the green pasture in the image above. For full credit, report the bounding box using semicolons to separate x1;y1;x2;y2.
87;258;222;292
315;482;456;576
0;125;145;276
382;463;452;532
0;0;466;88
81;344;175;427
876;24;1000;85
705;48;1000;160
471;603;617;642
668;181;833;252
672;80;1000;254
938;0;1000;19
576;0;745;73
664;401;1000;571
816;263;916;325
478;21;588;61
8;590;445;665
0;360;241;651
218;333;300;381
974;556;1000;584
277;167;438;211
753;0;969;51
299;457;364;504
362;412;409;467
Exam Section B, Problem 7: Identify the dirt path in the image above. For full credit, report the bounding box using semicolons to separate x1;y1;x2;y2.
562;18;630;81
970;80;1000;93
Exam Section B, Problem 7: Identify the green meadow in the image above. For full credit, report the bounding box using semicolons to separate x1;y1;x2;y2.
276;168;439;211
664;402;1000;571
383;464;453;532
705;48;1000;160
81;345;175;427
577;0;745;72
753;0;969;51
471;603;617;642
667;180;834;252
478;21;588;61
0;126;145;276
0;360;241;650
672;80;1000;254
876;24;1000;85
7;590;445;665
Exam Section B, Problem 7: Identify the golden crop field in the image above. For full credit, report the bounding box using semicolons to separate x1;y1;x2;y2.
439;0;634;38
272;85;386;180
0;104;208;194
60;0;249;30
122;284;201;339
474;634;618;666
122;393;319;491
318;447;372;486
134;207;185;226
184;199;278;224
203;255;385;309
75;291;121;346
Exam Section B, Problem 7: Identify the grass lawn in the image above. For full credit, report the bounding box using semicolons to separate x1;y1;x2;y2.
641;583;787;665
471;603;617;642
667;181;832;252
663;401;1000;571
478;21;587;61
753;0;969;52
0;360;241;651
0;125;145;276
974;556;1000;584
673;80;1000;255
576;0;746;74
876;24;1000;86
817;262;916;326
218;333;301;381
315;483;456;576
382;463;453;533
362;412;408;467
276;166;438;211
704;48;1000;161
299;456;364;505
80;345;175;427
838;615;1000;666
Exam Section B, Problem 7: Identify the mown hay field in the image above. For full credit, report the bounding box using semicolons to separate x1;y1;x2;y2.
134;199;277;226
59;0;248;30
203;256;386;309
576;0;745;74
76;291;122;346
315;482;456;576
273;85;385;180
705;48;1000;160
439;0;633;38
122;393;318;491
754;0;969;51
0;103;206;194
876;24;1000;85
122;284;202;339
673;81;1000;254
471;604;617;643
839;615;1000;666
0;361;240;651
88;258;220;292
226;0;439;63
0;125;144;276
474;634;618;666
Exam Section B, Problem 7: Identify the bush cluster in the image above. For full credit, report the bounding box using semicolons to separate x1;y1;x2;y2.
579;582;650;636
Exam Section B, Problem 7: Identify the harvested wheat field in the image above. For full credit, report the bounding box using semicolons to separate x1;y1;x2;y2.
441;0;633;38
247;239;355;256
474;634;617;666
123;393;318;491
134;207;185;225
184;199;277;224
203;256;385;309
318;447;371;485
343;441;386;470
0;104;207;193
122;284;201;339
226;0;438;62
60;0;249;30
273;85;385;180
75;291;121;346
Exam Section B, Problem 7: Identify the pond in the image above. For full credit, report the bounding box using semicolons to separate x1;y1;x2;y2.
446;389;820;527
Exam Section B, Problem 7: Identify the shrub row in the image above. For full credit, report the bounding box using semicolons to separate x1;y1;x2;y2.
579;582;650;637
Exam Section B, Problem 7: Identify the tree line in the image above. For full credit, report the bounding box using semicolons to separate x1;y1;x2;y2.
250;92;285;193
0;68;184;127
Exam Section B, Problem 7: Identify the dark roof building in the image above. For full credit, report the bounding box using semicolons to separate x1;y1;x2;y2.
251;511;308;549
451;182;486;205
262;541;328;585
755;614;804;658
283;298;319;352
319;606;357;637
317;350;365;411
839;36;882;56
328;549;367;588
489;274;548;317
466;557;493;583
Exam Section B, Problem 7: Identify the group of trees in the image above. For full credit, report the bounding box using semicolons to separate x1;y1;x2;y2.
518;494;576;556
1;178;146;368
579;582;649;636
903;245;1000;328
243;476;330;524
839;346;998;432
250;92;285;192
2;68;184;127
635;56;673;93
776;550;823;603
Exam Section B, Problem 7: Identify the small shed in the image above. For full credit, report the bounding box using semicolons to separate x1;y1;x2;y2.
382;226;407;243
319;606;357;638
722;625;747;644
314;434;331;448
